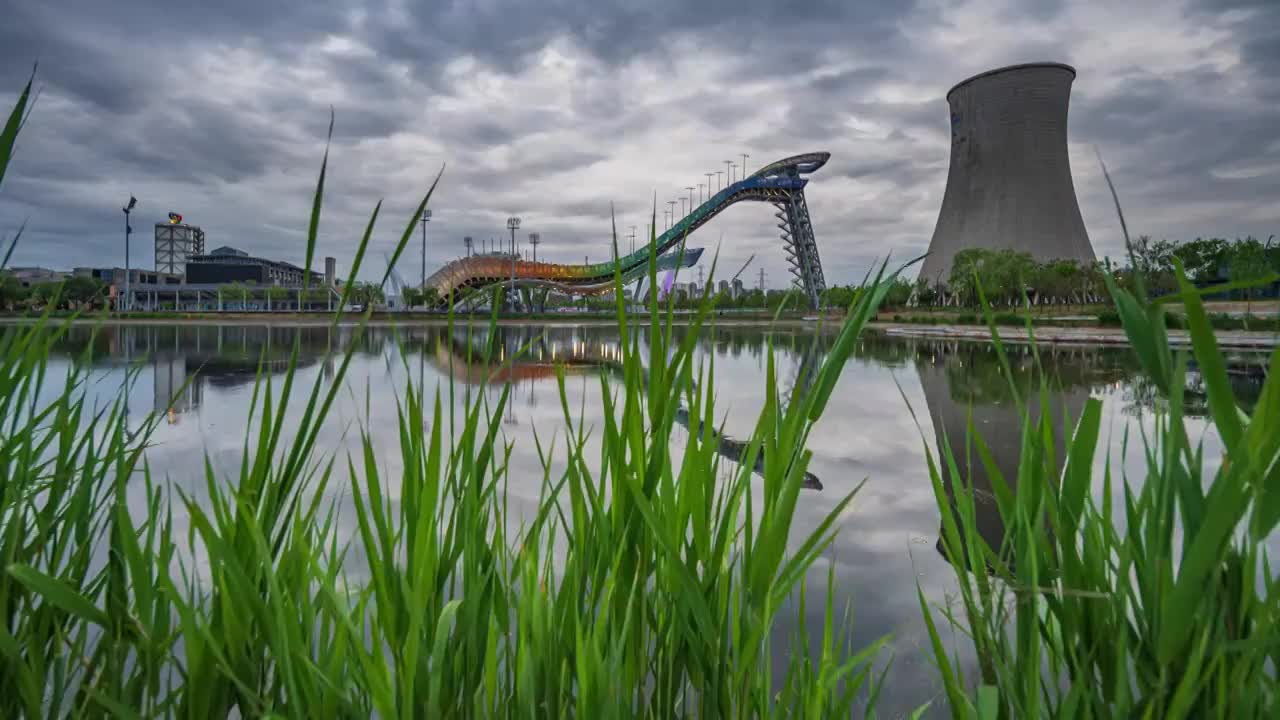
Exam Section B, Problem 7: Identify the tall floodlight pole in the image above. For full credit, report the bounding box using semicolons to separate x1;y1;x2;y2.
697;183;705;204
685;186;695;214
716;170;724;191
464;236;473;257
629;226;636;255
121;196;136;312
680;197;687;218
705;172;715;197
419;209;432;288
529;232;540;262
724;160;734;185
507;216;521;311
667;201;677;229
741;153;750;177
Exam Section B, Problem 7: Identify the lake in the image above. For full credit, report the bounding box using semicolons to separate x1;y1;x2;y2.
42;320;1268;716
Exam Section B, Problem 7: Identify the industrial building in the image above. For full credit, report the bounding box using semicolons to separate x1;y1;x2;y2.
920;62;1096;287
186;246;325;286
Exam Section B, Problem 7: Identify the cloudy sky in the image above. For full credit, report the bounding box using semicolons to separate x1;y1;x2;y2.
1;0;1277;287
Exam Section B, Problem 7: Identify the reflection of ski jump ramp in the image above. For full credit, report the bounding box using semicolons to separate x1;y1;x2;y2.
425;153;831;308
424;327;825;489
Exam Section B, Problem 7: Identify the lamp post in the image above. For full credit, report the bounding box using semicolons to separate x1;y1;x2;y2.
724;160;734;185
705;172;715;197
506;216;520;311
741;153;750;178
680;197;687;218
529;232;540;263
716;170;724;191
697;183;705;205
628;226;636;255
464;236;473;257
420;209;432;289
121;195;136;312
685;186;695;214
666;201;677;229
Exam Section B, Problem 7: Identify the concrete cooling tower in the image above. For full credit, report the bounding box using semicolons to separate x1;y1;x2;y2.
920;62;1095;286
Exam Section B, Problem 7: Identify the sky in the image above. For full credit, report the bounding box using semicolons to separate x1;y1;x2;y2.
1;0;1277;288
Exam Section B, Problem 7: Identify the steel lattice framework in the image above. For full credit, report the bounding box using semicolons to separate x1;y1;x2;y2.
424;152;831;308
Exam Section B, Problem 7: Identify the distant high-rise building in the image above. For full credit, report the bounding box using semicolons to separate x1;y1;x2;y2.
154;223;205;277
324;256;337;286
921;62;1095;286
731;278;745;298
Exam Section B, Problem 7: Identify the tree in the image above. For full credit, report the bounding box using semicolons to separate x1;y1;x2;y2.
348;282;385;308
401;287;423;308
1228;237;1269;315
0;275;30;311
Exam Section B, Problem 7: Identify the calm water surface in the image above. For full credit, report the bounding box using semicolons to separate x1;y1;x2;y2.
46;321;1268;716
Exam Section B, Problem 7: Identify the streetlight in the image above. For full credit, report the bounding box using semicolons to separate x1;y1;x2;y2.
629;226;636;255
122;195;136;312
529;232;540;263
680;197;687;218
685;186;695;214
716;170;724;191
420;209;432;289
666;200;677;229
464;236;473;257
741;153;750;178
698;183;705;205
724;160;734;185
705;172;715;197
506;216;521;311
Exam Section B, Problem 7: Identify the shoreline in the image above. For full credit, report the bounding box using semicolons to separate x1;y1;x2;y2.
4;314;1280;349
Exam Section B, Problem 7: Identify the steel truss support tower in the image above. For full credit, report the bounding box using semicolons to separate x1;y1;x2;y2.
773;180;826;308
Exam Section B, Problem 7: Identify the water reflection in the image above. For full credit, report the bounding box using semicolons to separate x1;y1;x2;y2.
43;321;1267;716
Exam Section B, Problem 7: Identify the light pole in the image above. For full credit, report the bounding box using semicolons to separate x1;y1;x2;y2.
121;196;136;312
506;216;520;311
741;153;750;178
724;160;734;185
705;172;715;197
420;209;432;289
685;186;695;214
698;183;705;205
529;232;540;262
629;226;636;255
464;236;473;257
716;170;724;191
667;201;677;229
680;197;687;218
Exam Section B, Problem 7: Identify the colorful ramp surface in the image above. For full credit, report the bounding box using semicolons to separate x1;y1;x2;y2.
424;152;830;304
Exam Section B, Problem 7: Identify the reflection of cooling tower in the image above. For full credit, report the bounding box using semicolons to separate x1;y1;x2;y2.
921;63;1095;284
916;350;1088;573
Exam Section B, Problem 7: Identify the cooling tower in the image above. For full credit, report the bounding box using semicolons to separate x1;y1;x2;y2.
920;62;1095;286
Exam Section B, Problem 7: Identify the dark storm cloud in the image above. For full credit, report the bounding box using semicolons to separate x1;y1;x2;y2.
0;0;1277;281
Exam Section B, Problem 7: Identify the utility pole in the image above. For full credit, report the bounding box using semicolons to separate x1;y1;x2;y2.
507;217;520;311
420;209;432;289
121;195;136;312
529;232;540;262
